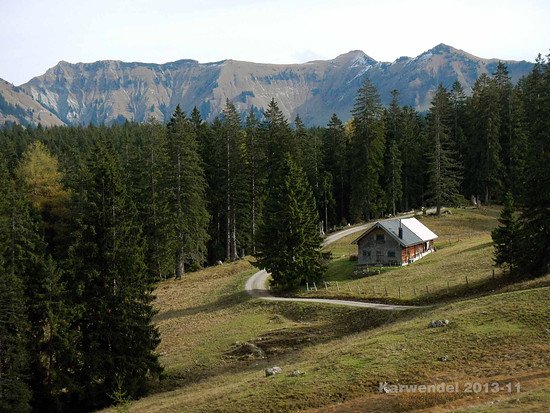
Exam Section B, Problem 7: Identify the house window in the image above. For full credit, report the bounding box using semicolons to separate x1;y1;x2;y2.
362;250;370;257
387;250;396;258
376;234;385;243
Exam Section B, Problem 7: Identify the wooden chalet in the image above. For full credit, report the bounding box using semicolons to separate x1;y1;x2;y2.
352;218;438;266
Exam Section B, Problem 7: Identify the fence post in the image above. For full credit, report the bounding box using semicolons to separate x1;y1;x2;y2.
413;287;416;296
465;276;469;288
306;282;309;292
492;269;495;280
447;280;450;293
384;286;388;296
324;281;328;290
336;281;340;292
426;285;429;293
398;286;401;299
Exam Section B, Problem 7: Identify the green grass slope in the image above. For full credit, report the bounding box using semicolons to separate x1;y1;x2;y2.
101;207;549;412
299;207;525;304
104;267;549;411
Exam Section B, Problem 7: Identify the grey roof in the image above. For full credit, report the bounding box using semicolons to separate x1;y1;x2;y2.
353;217;438;247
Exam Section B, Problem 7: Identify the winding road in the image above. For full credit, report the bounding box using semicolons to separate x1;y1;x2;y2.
244;222;423;311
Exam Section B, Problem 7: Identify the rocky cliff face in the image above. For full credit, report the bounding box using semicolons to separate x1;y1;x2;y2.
0;78;64;127
2;44;534;127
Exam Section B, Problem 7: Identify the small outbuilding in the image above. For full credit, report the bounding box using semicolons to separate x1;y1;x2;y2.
352;218;438;266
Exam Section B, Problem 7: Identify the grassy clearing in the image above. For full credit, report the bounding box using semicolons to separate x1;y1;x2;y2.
107;266;550;412
298;207;520;304
99;206;549;412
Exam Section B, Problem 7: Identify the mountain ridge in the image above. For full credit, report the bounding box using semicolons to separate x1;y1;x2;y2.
0;44;534;127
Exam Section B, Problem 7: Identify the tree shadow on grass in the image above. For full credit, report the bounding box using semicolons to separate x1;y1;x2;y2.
154;290;252;322
149;300;429;395
459;241;493;253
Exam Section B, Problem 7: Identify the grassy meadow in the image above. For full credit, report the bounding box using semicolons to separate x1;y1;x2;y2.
297;207;523;304
102;206;550;413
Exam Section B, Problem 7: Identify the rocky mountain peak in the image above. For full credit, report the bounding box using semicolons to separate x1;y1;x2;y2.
1;45;535;127
428;43;455;54
333;50;378;66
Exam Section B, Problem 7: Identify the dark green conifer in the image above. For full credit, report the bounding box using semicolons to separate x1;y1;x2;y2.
166;105;210;276
349;77;386;221
256;155;324;291
323;114;349;224
492;192;519;274
426;85;462;216
517;54;550;277
67;135;161;409
0;156;31;413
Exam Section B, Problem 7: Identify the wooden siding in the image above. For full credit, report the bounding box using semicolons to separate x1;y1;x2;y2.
357;227;402;266
357;228;435;266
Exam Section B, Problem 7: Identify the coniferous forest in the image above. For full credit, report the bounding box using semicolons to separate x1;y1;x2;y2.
0;56;549;412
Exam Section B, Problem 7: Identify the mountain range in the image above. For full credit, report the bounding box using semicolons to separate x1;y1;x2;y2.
0;44;534;127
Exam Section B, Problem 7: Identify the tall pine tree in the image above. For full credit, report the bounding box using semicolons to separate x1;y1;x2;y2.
323;114;350;224
349;77;386;221
166;106;210;276
0;155;31;413
517;54;550;277
426;85;461;215
256;155;324;291
492;192;520;275
67;135;161;410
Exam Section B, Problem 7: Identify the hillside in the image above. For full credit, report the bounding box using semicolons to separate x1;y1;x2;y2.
104;208;550;412
2;44;532;126
0;78;64;127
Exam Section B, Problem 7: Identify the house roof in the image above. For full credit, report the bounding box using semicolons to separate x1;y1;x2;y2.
352;217;438;247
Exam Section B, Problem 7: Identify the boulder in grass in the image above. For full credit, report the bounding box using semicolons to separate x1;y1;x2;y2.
429;319;449;328
265;366;282;377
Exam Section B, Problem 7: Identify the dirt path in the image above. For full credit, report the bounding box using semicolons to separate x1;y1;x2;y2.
244;222;425;310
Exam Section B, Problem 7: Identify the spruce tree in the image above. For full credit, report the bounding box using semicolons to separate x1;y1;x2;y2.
256;155;324;291
426;85;461;216
349;77;386;221
384;139;403;216
202;117;227;262
517;54;550;278
129;120;176;279
383;90;403;216
243;110;266;255
67;135;161;409
261;99;297;173
0;156;31;413
323;114;350;225
399;106;425;210
468;74;502;203
492;192;519;274
494;62;514;197
295;115;321;210
220;100;248;260
449;80;468;177
507;85;528;200
166;106;210;276
0;258;31;413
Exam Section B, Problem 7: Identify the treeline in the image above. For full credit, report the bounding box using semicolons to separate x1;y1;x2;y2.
1;55;549;411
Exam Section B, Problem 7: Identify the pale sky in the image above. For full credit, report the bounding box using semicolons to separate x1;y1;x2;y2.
1;0;549;86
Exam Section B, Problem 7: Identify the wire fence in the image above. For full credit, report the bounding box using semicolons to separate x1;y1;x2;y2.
303;268;505;300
